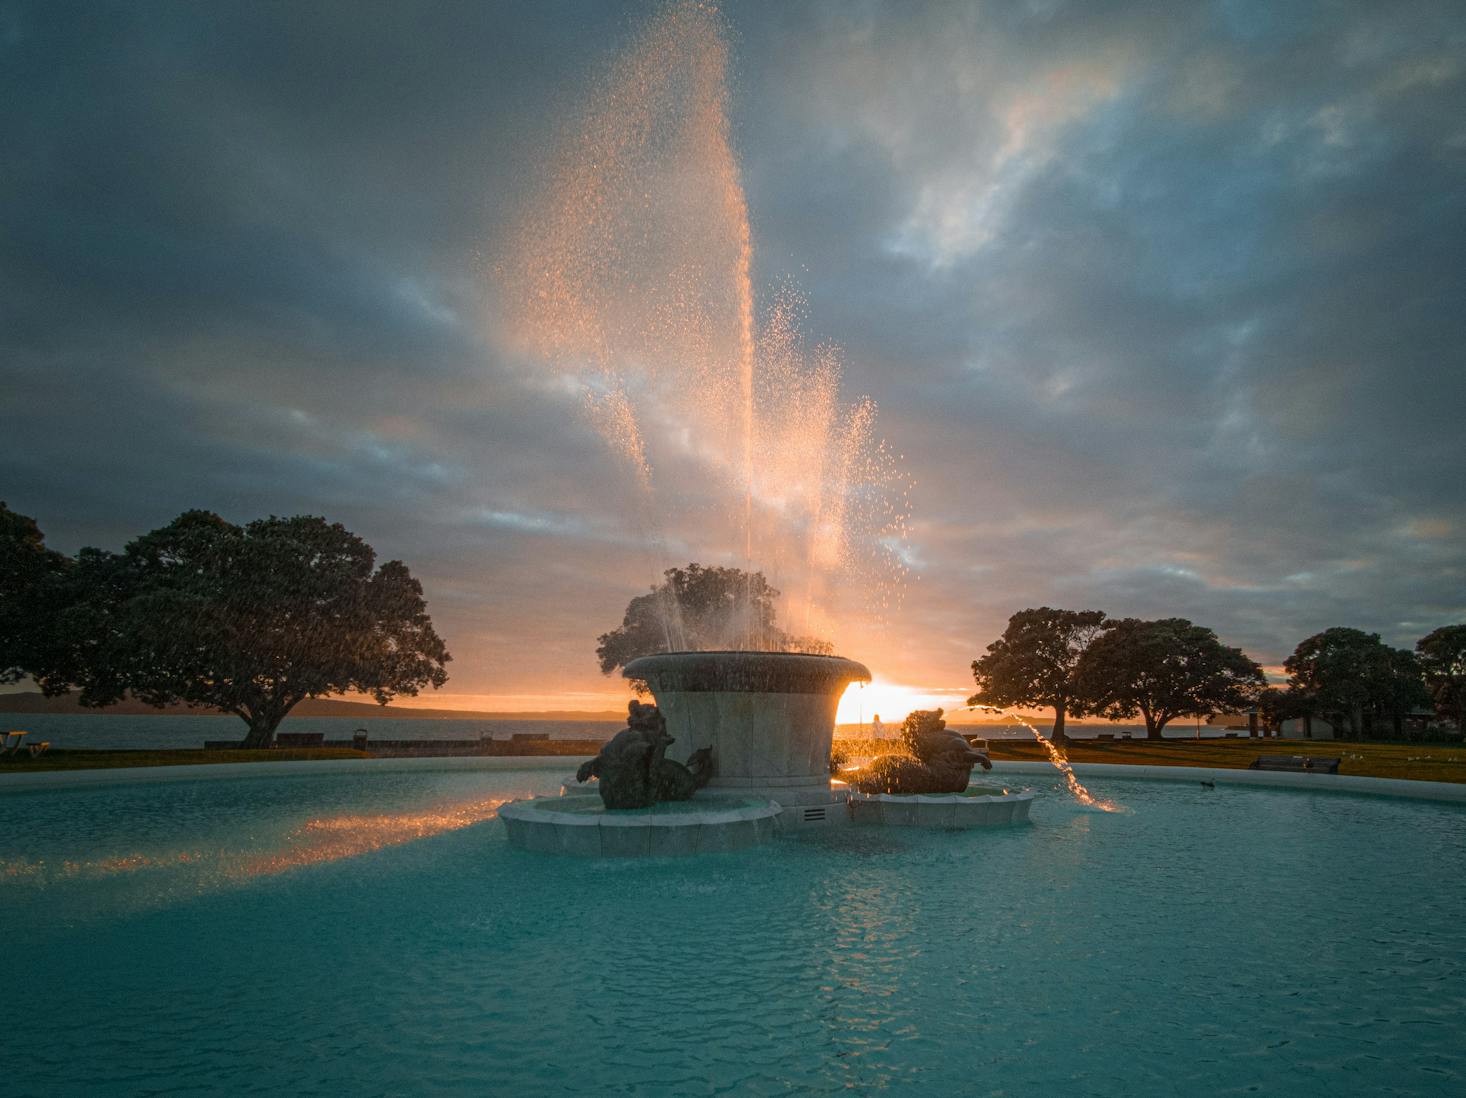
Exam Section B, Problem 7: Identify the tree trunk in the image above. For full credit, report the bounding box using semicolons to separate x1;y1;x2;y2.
1051;702;1067;744
240;708;287;749
1144;709;1161;740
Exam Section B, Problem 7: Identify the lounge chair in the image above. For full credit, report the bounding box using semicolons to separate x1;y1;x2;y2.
2;730;28;756
26;741;50;758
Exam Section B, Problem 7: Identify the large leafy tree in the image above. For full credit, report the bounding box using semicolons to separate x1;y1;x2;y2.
0;502;72;684
40;511;451;748
1416;624;1466;735
1075;617;1265;740
1373;647;1432;739
596;563;830;675
1284;627;1417;740
968;607;1107;743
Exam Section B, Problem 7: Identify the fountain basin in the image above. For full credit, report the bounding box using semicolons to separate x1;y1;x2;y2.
560;774;598;797
847;786;1036;828
622;651;869;824
499;793;780;856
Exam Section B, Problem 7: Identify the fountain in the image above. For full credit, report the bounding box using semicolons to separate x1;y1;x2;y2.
501;651;1036;853
496;3;1036;854
623;650;870;826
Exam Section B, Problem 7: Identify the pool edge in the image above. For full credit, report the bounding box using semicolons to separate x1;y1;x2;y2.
989;760;1466;804
0;754;593;792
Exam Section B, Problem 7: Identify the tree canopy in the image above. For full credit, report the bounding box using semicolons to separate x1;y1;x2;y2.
1283;627;1426;739
1075;617;1265;739
1416;624;1466;733
36;511;451;747
0;502;71;685
596;563;831;676
968;607;1107;742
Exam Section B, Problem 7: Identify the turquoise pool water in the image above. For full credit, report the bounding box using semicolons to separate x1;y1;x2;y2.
3;766;1463;1096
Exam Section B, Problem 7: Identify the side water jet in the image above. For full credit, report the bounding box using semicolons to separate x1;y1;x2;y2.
963;705;1124;812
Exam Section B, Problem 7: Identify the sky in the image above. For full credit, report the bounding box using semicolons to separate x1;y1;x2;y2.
3;0;1464;717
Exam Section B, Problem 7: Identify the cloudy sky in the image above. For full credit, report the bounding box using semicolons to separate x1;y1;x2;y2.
3;0;1463;715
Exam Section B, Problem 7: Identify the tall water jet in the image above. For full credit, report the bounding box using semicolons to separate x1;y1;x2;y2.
499;0;909;650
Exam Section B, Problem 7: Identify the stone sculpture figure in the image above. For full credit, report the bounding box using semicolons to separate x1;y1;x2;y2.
576;700;714;809
843;709;991;795
655;745;714;801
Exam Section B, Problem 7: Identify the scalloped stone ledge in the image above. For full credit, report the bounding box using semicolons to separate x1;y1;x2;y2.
499;794;781;856
848;788;1036;827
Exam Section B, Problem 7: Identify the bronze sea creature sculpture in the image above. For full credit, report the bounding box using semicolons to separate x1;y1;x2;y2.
576;700;714;809
843;708;991;795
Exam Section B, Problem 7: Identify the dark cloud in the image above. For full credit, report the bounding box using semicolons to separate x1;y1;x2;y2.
3;0;1463;702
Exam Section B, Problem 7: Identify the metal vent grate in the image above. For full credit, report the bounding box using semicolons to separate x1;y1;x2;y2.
802;807;827;822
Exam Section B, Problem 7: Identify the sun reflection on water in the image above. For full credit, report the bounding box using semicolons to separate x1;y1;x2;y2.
1;794;519;897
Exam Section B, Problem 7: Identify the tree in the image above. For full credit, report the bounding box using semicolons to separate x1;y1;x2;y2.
40;511;451;748
595;563;831;675
969;607;1107;743
1074;617;1265;740
0;502;72;684
1372;647;1431;739
1284;627;1401;740
1417;624;1466;735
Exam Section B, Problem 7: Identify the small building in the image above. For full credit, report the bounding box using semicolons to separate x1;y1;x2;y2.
1280;716;1338;740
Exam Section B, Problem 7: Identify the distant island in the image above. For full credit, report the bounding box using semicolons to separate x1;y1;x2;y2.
0;691;624;723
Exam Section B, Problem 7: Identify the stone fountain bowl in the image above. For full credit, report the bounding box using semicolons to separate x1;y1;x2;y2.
621;651;870;803
623;650;871;694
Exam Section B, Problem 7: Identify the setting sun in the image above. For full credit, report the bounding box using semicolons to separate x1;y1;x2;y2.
835;679;968;726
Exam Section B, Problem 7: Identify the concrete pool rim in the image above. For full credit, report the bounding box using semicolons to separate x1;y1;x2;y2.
3;755;1465;804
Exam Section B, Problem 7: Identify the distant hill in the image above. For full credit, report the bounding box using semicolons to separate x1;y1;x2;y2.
0;691;623;723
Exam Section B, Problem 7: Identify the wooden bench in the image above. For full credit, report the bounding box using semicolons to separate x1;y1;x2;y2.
1249;755;1340;774
274;732;326;748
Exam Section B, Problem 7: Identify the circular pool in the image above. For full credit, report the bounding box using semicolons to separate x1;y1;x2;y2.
2;762;1462;1095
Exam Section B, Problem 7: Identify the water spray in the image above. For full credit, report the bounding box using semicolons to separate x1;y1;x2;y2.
960;704;1122;812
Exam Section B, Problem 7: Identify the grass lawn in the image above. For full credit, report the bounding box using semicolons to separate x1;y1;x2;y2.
835;735;1466;784
0;747;370;772
4;737;1464;784
0;738;606;774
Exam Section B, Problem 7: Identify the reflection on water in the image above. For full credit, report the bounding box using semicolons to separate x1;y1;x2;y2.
232;796;510;880
1;793;519;914
4;769;1465;1096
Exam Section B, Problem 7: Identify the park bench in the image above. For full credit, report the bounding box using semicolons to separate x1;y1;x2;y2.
274;732;326;748
1249;755;1340;774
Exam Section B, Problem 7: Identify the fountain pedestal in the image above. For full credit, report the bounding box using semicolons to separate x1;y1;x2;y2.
623;651;870;828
